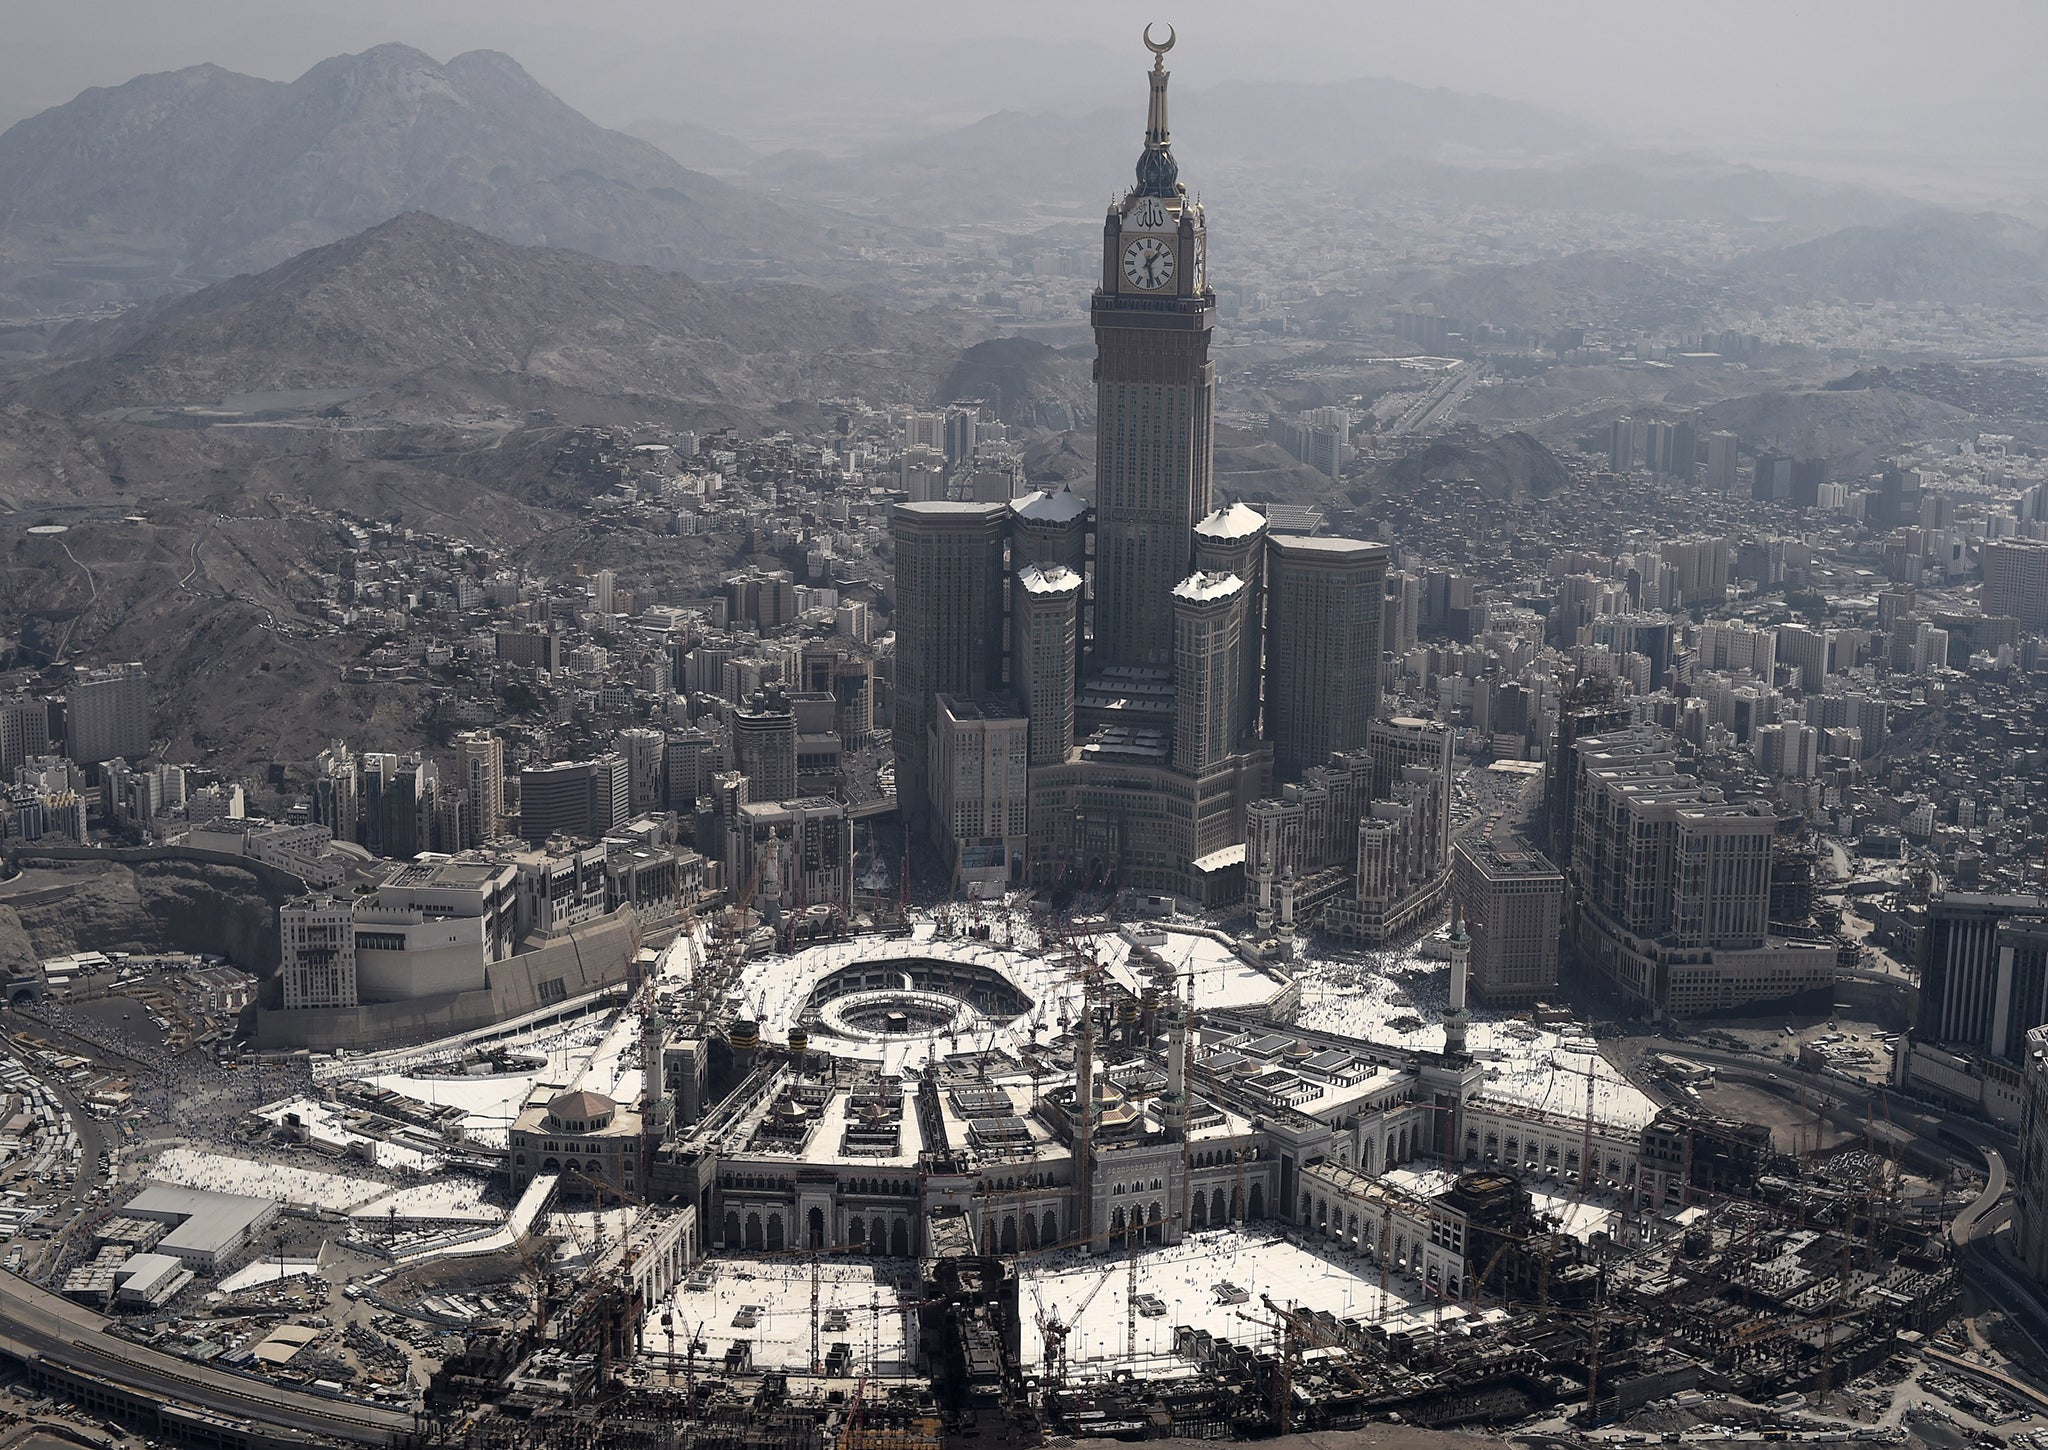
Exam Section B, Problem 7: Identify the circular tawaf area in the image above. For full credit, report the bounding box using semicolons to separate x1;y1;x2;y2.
801;955;1033;1042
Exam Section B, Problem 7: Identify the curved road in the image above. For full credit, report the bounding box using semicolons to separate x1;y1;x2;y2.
0;1270;409;1444
1951;1142;2008;1247
1621;1038;2011;1170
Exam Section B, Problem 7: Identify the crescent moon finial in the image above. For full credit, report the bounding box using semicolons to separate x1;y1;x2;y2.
1143;22;1175;58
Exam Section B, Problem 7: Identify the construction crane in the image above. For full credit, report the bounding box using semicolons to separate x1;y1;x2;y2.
1125;1225;1140;1362
838;1370;870;1450
1040;1263;1118;1379
1233;1299;1297;1434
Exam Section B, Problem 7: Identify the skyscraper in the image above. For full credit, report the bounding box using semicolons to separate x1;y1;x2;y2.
1607;417;1634;473
1984;538;2048;631
1704;430;1738;495
1170;572;1250;774
890;501;1008;828
1089;37;1214;670
733;693;798;805
456;730;505;842
884;35;1416;907
1012;564;1082;766
519;756;627;844
0;696;51;781
1264;536;1387;780
1916;894;2048;1066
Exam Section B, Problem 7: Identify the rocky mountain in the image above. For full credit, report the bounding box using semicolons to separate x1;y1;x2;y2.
751;74;1592;223
0;44;818;317
1732;210;2048;308
0;856;284;970
1691;385;1977;477
936;337;1093;431
13;212;958;420
1381;431;1572;501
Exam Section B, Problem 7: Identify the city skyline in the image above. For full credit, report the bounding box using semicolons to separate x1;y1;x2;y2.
1;13;2048;1446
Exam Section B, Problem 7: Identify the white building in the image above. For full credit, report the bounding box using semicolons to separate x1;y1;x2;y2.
930;694;1029;889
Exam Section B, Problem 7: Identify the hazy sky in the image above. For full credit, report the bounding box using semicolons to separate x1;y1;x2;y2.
6;0;2047;190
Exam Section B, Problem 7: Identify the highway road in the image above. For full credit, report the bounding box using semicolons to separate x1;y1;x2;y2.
0;1270;410;1445
1383;362;1486;438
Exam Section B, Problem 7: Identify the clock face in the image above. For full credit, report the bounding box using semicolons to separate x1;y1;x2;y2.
1122;236;1176;291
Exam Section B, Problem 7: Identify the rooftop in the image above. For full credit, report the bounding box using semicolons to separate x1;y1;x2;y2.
1012;487;1090;524
1193;502;1267;541
1268;534;1387;561
1172;571;1246;604
1017;563;1083;595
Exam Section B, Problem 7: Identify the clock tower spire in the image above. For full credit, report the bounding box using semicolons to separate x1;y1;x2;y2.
1090;26;1214;672
1136;23;1179;198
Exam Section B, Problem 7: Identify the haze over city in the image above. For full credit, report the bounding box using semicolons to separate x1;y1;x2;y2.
2;6;2048;1450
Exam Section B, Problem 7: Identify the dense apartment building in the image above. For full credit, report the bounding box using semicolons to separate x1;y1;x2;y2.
65;661;149;766
1567;726;1832;1015
1452;836;1565;1006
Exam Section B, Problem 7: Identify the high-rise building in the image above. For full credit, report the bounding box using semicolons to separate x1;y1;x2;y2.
1171;572;1250;775
1567;727;1828;1014
2017;1025;2048;1281
65;661;148;766
1452;836;1564;1006
1869;463;1923;531
1916;894;2048;1067
727;569;799;632
1703;430;1738;494
1775;622;1833;689
1752;451;1792;502
930;694;1029;882
1089;43;1214;671
1697;620;1777;678
1607;417;1634;472
1984;538;2048;631
1589;613;1676;687
1642;421;1674;477
1012;564;1082;766
662;730;718;809
1658;539;1730;605
313;742;360;847
455;730;506;842
891;501;1008;828
1324;717;1455;946
732;694;798;805
279;896;358;1010
1544;682;1634;869
1668;419;1698;486
1193;503;1269;735
0;696;51;781
876;38;1416;907
618;727;667;816
1011;487;1090;576
729;797;853;918
1264;536;1387;780
591;569;616;616
519;756;627;844
495;628;562;673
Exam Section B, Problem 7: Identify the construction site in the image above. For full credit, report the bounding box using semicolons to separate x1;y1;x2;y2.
360;884;2011;1450
0;857;2021;1450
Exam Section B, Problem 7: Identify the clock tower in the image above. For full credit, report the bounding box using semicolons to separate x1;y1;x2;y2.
1091;27;1215;671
